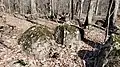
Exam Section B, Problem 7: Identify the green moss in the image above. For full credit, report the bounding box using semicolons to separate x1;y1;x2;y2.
54;24;78;44
18;24;53;54
63;24;77;34
113;35;120;43
105;29;120;67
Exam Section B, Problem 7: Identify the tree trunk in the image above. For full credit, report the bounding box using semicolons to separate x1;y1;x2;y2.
70;0;74;20
7;0;11;13
103;0;119;29
52;0;54;16
104;0;119;42
75;1;79;15
78;0;84;18
84;0;96;28
95;0;100;15
49;0;52;16
30;0;37;14
113;0;119;24
19;0;23;14
80;0;84;16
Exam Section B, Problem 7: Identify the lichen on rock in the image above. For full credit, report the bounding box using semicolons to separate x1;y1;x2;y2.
64;24;77;34
54;24;81;45
18;24;53;54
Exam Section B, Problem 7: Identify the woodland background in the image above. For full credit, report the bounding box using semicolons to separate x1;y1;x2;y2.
0;0;120;67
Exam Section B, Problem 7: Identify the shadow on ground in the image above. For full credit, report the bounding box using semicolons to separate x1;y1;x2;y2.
77;34;114;67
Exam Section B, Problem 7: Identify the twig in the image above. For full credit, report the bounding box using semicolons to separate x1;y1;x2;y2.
0;40;12;50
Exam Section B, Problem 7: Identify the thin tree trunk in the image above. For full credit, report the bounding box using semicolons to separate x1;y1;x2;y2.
7;0;11;13
30;0;37;14
49;0;52;16
104;0;119;42
79;0;84;18
75;1;79;15
113;0;119;24
103;0;118;28
52;0;54;16
84;0;96;28
19;0;23;14
95;0;100;15
70;0;74;20
56;0;59;19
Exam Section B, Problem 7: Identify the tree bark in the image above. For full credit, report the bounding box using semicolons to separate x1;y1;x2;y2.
19;0;23;14
52;0;55;16
95;0;100;15
103;0;119;29
49;0;52;16
70;0;74;20
113;0;119;24
30;0;37;14
104;0;119;42
84;0;96;28
78;0;84;18
7;0;11;13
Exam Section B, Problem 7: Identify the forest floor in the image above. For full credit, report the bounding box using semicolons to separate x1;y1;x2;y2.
0;13;120;67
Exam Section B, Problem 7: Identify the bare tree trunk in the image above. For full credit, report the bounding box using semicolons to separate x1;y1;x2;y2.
30;0;37;14
52;0;56;18
7;0;11;13
104;0;119;42
48;0;55;20
52;0;55;16
56;0;59;19
19;0;23;14
84;0;96;28
49;0;52;16
75;0;79;15
70;0;74;20
113;0;119;24
103;0;119;28
80;0;84;16
78;0;84;18
95;0;100;15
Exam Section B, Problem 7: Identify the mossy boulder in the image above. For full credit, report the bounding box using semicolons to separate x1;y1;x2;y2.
18;24;82;54
18;24;53;54
54;24;82;46
64;24;77;34
104;29;120;67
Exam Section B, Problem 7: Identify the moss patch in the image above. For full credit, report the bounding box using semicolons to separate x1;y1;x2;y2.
63;24;77;34
18;24;53;54
54;24;79;44
113;35;120;43
105;29;120;67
